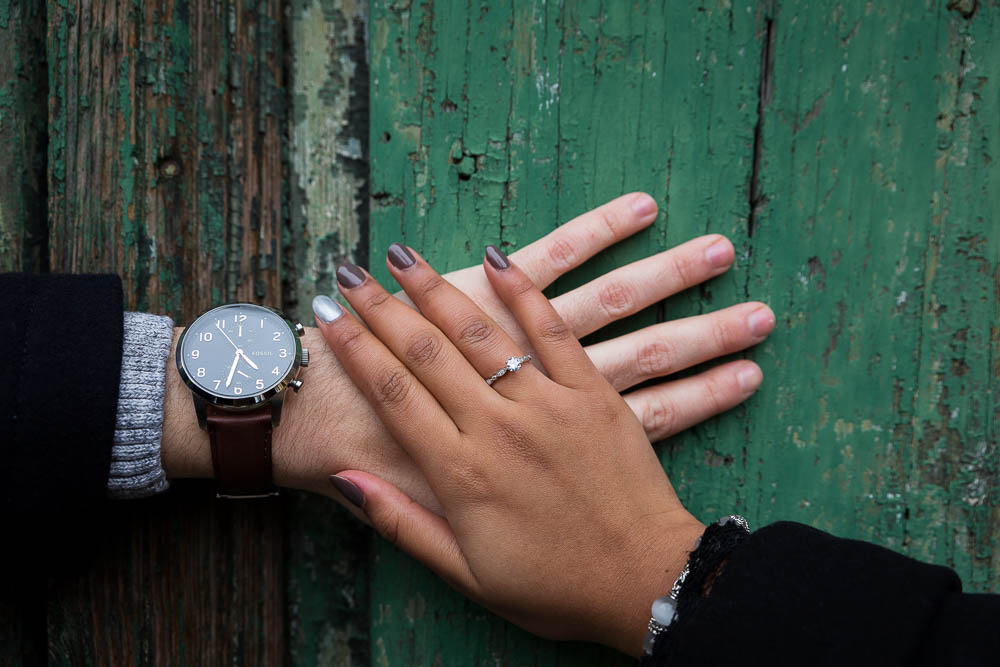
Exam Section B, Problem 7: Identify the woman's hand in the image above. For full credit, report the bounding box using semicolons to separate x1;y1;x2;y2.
314;244;708;656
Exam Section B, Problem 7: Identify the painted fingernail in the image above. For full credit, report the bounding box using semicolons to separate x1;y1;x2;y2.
336;262;367;288
485;245;510;270
329;475;365;509
312;295;344;324
387;242;415;270
705;238;734;268
737;365;763;394
747;306;775;340
631;193;657;218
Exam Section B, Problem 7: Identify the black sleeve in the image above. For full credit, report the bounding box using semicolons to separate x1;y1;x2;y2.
0;274;124;571
645;521;1000;666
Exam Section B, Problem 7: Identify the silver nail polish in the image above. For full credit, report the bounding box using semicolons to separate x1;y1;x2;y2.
312;294;344;323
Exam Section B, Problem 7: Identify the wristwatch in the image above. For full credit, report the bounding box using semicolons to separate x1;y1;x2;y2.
175;303;308;498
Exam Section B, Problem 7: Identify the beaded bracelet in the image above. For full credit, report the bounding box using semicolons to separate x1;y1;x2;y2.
641;515;751;657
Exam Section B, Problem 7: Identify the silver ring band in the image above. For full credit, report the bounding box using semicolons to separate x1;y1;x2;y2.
485;355;532;386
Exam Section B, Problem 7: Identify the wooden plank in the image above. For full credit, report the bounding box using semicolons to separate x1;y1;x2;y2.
46;0;286;318
369;0;998;663
368;1;760;663
0;0;48;272
43;0;289;663
699;0;998;590
285;1;373;665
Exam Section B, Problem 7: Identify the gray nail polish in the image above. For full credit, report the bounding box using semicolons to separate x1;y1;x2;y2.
312;294;344;323
329;475;365;508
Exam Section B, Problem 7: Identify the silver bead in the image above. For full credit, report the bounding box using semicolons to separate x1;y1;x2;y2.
642;630;657;656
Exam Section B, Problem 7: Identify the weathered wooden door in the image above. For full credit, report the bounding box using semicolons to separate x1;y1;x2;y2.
1;1;996;664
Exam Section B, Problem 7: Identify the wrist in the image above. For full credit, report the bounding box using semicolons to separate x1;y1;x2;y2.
607;511;705;657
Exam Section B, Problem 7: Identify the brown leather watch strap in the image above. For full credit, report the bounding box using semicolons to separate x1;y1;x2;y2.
206;404;276;498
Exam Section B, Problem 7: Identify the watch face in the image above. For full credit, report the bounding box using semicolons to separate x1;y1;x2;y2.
179;304;297;400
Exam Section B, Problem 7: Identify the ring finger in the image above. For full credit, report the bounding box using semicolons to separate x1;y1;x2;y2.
586;302;775;391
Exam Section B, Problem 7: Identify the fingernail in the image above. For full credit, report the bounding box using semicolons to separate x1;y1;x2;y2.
329;475;365;509
705;238;733;268
336;262;367;288
747;306;775;340
737;365;762;394
631;194;657;218
485;245;510;270
387;242;415;270
312;295;344;324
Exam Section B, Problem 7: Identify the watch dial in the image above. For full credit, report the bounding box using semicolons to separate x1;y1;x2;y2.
180;305;296;398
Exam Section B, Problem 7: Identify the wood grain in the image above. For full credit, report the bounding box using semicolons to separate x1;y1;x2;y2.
0;0;48;273
368;0;998;664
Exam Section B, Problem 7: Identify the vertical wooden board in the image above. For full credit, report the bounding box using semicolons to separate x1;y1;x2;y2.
369;1;760;663
285;2;373;665
692;0;999;591
47;493;286;666
44;1;290;663
46;0;286;318
0;0;48;273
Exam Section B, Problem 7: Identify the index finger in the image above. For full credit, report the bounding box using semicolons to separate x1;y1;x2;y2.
509;192;658;288
310;294;461;468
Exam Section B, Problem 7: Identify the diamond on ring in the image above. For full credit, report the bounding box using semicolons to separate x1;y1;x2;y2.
486;354;532;386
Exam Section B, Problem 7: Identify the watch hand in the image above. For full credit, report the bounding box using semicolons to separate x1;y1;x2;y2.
238;349;259;370
216;322;240;351
225;352;240;388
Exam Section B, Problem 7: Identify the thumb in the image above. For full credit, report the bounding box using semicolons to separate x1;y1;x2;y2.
329;471;478;594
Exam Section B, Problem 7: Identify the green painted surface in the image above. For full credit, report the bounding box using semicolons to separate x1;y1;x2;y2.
369;0;998;664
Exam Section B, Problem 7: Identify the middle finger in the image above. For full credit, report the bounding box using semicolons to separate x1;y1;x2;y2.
335;262;499;417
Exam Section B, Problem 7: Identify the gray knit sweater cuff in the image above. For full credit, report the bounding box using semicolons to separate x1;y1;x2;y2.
108;312;174;499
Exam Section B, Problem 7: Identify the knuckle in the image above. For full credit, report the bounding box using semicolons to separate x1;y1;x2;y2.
510;274;538;297
403;332;443;367
375;366;412;407
416;273;447;298
334;325;367;357
702;376;729;414
372;505;404;546
545;237;580;272
709;318;734;352
362;289;392;313
456;316;496;346
644;396;678;437
635;338;675;378
669;250;697;286
597;280;638;319
538;318;572;344
596;208;621;238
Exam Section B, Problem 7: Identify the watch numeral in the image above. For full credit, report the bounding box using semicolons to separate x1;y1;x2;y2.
256;379;264;390
217;319;226;329
190;349;200;359
213;380;221;390
271;366;280;376
260;318;265;328
234;387;243;395
198;332;213;342
196;368;206;377
278;348;287;358
235;314;247;323
272;331;281;341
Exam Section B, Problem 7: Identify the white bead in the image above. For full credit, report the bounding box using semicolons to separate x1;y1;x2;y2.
651;595;677;626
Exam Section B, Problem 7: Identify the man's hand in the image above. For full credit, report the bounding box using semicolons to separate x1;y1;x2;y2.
162;193;774;512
